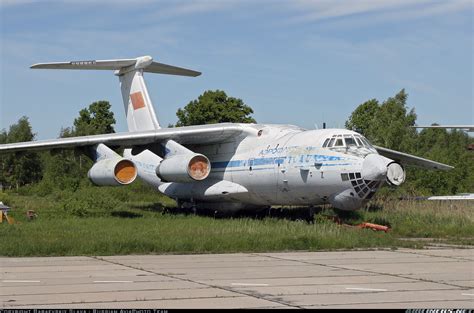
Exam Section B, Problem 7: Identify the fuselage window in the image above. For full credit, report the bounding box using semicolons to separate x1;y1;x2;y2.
335;138;344;147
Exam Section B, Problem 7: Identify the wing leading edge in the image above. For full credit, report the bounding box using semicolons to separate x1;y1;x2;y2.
0;123;244;154
0;122;454;171
374;145;453;171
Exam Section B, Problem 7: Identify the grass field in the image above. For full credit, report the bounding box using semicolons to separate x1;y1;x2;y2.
0;184;473;256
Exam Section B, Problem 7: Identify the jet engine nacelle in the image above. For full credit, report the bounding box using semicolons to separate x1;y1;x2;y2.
156;153;210;183
88;158;138;186
386;162;405;186
362;154;406;186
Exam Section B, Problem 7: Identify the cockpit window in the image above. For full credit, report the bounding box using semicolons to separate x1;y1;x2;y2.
361;137;371;147
344;135;357;146
322;134;374;150
328;137;335;147
354;135;374;148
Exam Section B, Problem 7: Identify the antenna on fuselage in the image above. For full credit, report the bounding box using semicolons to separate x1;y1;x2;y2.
323;122;326;129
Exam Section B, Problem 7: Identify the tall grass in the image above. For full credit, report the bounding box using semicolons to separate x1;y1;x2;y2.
0;214;413;257
0;185;472;256
361;199;474;239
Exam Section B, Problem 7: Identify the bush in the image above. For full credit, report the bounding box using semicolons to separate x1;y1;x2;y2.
62;188;123;217
0;191;11;205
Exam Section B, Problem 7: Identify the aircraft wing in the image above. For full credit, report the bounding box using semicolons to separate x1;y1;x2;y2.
427;194;474;200
374;145;453;170
0;123;244;153
413;125;473;132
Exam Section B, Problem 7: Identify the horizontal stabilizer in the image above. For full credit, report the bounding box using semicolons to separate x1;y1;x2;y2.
145;61;201;76
31;56;201;77
31;58;136;70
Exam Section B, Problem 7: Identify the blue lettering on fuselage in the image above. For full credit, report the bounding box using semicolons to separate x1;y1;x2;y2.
131;150;356;175
211;153;353;169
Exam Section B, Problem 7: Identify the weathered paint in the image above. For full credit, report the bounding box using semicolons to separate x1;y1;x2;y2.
127;124;387;211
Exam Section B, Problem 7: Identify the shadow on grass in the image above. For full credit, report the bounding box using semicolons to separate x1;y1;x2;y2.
131;203;168;213
128;201;391;226
332;209;363;222
132;203;336;224
110;211;143;218
365;203;384;212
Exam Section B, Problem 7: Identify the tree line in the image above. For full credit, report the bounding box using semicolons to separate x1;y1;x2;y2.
1;89;472;196
346;89;473;196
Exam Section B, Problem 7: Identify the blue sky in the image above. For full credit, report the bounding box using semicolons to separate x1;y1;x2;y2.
1;0;472;139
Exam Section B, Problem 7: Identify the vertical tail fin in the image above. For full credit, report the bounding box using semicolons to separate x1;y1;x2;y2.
30;55;201;132
119;68;161;131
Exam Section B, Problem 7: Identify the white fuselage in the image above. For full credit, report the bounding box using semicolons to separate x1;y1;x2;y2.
129;123;387;211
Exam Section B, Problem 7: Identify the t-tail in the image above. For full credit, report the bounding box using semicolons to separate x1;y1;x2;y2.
30;56;201;132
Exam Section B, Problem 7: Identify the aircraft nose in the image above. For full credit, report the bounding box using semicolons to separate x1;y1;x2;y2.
361;154;390;181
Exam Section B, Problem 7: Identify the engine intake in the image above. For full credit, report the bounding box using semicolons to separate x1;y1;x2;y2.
88;158;137;186
386;162;405;186
156;153;210;183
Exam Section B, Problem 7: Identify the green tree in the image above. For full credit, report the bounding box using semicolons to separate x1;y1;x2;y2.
373;90;417;152
345;99;379;139
0;129;7;187
1;117;42;189
346;89;417;152
346;89;474;196
37;101;116;193
72;100;116;136
176;90;256;126
409;128;474;195
0;130;6;143
37;150;86;193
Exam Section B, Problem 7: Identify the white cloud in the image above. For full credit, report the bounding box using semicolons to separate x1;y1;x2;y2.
139;0;256;22
285;0;472;23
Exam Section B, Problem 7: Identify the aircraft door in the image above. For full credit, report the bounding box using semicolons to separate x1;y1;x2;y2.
276;156;291;202
245;156;278;204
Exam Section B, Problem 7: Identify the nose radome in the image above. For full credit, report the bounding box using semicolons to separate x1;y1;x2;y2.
362;154;392;181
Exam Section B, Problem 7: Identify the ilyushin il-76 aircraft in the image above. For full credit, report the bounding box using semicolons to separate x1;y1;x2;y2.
0;56;454;212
